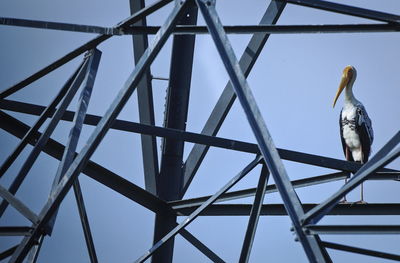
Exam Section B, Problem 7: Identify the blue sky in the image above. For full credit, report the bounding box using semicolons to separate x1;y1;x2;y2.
0;0;399;262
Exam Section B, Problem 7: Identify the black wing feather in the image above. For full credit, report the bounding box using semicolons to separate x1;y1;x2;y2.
355;106;373;163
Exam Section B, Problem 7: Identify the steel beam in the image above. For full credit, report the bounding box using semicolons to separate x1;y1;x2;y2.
181;0;286;197
302;132;400;225
305;225;400;235
47;48;101;233
153;2;198;261
8;2;189;261
0;110;172;215
0;17;118;35
134;156;262;263
2;99;399;177
180;229;225;263
283;0;400;24
196;0;329;261
125;23;400;34
0;0;172;99
0;59;87;178
239;165;269;263
171;172;348;209
322;241;400;261
0;245;18;261
174;203;400;216
0;55;91;218
130;0;158;195
0;185;38;224
0;227;32;236
46;49;100;263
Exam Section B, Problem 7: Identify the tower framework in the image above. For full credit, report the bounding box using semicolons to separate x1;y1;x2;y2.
0;0;399;262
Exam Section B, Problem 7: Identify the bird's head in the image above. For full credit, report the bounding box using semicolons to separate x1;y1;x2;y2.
332;65;357;108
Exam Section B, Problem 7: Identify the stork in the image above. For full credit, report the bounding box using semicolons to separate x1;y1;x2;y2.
333;65;374;203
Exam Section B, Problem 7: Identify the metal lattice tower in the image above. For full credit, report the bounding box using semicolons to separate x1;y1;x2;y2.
0;0;399;262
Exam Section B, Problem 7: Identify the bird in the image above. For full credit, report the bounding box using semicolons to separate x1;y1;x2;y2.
333;65;374;203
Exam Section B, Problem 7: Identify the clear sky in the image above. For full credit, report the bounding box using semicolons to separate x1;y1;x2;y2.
0;0;399;262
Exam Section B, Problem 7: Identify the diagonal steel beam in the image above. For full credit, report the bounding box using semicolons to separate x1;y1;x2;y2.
0;245;18;261
0;17;118;35
239;165;269;263
0;110;171;214
0;111;224;262
8;2;189;261
0;0;173;99
180;229;225;263
130;0;158;195
0;59;87;178
134;156;262;263
2;99;399;176
0;55;92;218
196;0;329;261
181;0;286;197
283;0;400;24
0;185;38;224
302;131;400;225
46;49;101;263
322;241;400;261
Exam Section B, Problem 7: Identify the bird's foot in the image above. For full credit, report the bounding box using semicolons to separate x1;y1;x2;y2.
354;200;368;204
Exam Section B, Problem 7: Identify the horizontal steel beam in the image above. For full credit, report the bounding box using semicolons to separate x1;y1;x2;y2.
3;17;399;36
0;110;172;215
322;241;400;261
0;226;33;236
2;100;399;175
283;0;400;24
125;23;400;34
0;17;119;35
302;132;400;225
170;171;399;209
305;225;400;235
171;172;348;209
174;203;400;216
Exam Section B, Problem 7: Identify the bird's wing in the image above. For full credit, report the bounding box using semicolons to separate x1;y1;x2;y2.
355;104;373;163
339;109;351;160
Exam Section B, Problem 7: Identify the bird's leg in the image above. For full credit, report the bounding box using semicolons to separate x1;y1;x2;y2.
340;148;351;203
356;153;367;204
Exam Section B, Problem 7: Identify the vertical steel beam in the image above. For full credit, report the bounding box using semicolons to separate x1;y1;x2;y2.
181;0;286;196
152;2;198;262
239;164;269;263
0;59;87;178
0;57;91;218
130;0;158;195
8;2;188;262
195;0;329;261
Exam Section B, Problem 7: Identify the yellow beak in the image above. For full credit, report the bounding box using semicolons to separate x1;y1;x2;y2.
332;73;349;108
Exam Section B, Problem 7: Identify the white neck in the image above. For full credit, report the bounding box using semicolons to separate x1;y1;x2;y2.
344;78;357;105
